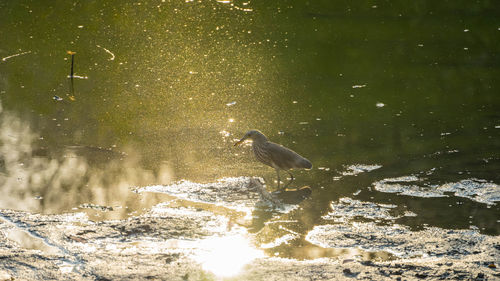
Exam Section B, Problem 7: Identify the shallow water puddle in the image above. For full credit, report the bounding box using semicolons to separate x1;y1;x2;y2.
262;238;395;262
0;218;61;255
74;192;176;222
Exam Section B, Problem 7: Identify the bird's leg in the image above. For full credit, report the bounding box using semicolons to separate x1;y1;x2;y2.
276;169;281;189
284;170;294;188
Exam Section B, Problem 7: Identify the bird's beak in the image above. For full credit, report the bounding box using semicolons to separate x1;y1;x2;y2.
234;137;246;146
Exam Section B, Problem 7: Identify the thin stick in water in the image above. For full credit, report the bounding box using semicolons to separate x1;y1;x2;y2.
67;51;76;78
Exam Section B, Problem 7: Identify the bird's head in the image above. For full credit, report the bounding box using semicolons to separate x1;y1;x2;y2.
234;130;267;146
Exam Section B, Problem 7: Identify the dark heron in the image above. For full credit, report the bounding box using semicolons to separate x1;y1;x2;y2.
234;130;312;189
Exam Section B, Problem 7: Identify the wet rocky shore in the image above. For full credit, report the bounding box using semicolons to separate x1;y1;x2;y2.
0;178;498;281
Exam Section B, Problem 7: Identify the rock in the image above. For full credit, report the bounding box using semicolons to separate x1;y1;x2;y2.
342;268;359;277
416;272;428;279
391;269;403;275
360;260;374;266
379;269;390;276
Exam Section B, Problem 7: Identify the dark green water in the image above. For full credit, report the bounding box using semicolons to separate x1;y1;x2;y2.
1;0;499;253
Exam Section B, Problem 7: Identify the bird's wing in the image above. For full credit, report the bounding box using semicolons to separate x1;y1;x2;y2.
266;142;306;170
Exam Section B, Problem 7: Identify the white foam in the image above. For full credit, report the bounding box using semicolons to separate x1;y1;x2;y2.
373;177;500;205
341;164;382;176
322;197;399;221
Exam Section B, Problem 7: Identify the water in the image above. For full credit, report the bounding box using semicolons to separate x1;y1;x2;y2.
0;0;499;263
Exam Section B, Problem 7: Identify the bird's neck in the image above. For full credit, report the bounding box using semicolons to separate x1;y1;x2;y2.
252;138;268;147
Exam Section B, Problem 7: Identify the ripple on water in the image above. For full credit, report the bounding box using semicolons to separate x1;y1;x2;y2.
373;177;500;205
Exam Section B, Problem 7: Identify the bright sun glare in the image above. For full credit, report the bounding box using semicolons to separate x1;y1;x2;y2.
194;234;264;277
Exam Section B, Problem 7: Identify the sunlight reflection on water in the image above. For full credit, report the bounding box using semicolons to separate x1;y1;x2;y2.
193;232;264;277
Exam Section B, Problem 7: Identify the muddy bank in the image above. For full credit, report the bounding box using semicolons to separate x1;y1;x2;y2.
0;178;498;280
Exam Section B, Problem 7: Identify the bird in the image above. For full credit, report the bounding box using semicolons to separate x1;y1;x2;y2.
234;130;312;189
